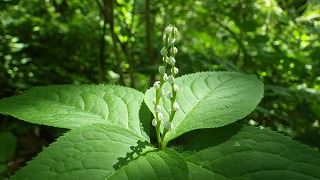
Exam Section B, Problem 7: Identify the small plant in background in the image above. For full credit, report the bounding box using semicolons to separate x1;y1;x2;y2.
0;26;319;179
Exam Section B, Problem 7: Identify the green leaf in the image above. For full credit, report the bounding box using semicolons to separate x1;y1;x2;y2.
0;131;17;163
108;149;189;180
0;85;147;138
144;72;264;145
180;125;320;179
186;162;228;179
12;124;153;180
139;101;152;137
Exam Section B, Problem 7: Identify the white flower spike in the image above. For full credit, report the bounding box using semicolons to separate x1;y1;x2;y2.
152;25;179;148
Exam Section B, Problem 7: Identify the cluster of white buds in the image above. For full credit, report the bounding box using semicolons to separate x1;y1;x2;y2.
152;26;180;145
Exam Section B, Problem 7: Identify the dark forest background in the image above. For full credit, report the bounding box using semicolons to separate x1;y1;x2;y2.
0;0;320;178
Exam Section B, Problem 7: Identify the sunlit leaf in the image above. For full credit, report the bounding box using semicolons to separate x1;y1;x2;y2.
11;124;153;179
0;85;147;139
145;72;264;145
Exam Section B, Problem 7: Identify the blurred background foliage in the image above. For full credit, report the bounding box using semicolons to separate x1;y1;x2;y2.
0;0;320;177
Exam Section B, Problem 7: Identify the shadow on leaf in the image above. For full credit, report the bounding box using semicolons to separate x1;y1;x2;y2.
113;140;155;170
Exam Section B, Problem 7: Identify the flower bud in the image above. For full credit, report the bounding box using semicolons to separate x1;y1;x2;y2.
173;67;179;74
171;47;178;54
152;119;157;126
160;47;168;56
163;73;168;81
153;97;156;104
167;57;176;65
173;102;180;111
173;27;178;33
154;105;161;112
165;26;173;34
167;91;173;99
159;89;165;97
169;38;176;46
157;112;163;121
168;75;175;84
164;121;172;130
158;66;165;74
174;84;179;92
153;81;160;89
163;35;167;42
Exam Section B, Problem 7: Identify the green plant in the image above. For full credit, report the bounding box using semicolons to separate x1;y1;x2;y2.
0;26;320;179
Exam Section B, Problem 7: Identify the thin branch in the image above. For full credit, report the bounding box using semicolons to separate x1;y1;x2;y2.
95;0;106;83
146;0;155;86
114;1;137;87
94;0;103;12
107;0;125;85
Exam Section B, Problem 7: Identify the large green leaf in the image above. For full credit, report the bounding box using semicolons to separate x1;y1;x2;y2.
12;124;152;179
108;148;189;180
144;72;264;145
180;125;320;179
11;124;190;180
186;162;228;179
0;85;147;138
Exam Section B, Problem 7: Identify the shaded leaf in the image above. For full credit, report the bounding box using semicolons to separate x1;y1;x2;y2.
181;125;320;179
186;162;228;179
139;101;152;137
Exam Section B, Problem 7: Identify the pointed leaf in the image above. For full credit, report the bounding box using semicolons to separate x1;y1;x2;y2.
145;72;264;145
12;124;152;180
108;149;189;179
181;125;320;179
0;85;147;138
